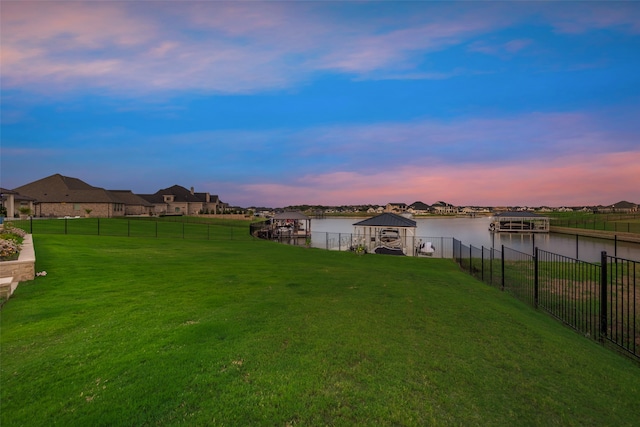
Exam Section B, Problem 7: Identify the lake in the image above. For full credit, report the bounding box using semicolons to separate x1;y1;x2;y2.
309;216;640;262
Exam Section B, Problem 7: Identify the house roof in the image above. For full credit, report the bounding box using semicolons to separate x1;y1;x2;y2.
0;188;37;202
109;190;154;207
14;174;120;203
353;212;417;228
410;201;431;210
612;201;637;209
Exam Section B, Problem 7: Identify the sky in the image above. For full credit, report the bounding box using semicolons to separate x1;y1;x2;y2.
1;1;639;208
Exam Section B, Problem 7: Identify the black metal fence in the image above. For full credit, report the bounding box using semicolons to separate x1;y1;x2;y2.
454;239;639;360
551;214;640;234
10;217;252;241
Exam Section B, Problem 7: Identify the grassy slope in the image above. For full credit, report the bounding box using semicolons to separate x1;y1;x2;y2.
1;234;639;426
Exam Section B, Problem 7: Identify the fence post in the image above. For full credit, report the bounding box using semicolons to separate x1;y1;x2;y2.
30;216;33;233
501;244;505;291
600;251;608;340
534;247;539;308
481;246;485;281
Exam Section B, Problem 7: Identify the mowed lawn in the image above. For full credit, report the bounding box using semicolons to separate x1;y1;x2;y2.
1;234;639;426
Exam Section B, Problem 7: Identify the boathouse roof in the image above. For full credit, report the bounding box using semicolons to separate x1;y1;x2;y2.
273;211;310;220
353;212;417;228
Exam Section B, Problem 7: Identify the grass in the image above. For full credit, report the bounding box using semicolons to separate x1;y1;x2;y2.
1;233;640;426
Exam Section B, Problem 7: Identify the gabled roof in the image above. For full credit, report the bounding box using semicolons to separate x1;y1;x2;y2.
353;212;417;228
14;174;120;203
612;201;637;209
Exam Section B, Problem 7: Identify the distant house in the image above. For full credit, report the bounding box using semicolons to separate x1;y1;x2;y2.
408;201;432;215
13;174;127;218
611;201;638;213
432;201;456;214
385;203;407;213
139;185;224;216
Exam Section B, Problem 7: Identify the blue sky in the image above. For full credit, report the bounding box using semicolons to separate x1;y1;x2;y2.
1;1;639;207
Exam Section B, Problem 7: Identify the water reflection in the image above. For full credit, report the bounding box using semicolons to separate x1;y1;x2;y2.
310;216;640;262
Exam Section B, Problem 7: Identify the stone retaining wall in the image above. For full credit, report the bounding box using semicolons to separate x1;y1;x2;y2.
0;234;35;282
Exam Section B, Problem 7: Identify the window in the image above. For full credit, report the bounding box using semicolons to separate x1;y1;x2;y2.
74;204;81;211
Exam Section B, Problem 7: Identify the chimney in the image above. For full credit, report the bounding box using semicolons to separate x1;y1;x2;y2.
190;186;194;195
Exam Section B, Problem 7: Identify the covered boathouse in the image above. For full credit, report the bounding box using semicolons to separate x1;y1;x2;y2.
353;213;417;256
489;211;550;233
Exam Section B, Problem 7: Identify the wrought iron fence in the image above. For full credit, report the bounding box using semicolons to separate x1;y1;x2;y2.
454;238;639;360
551;214;640;234
602;254;639;358
10;217;251;241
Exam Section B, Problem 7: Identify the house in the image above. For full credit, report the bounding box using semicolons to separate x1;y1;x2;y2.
385;203;407;213
611;201;638;213
431;201;456;214
109;190;154;216
408;201;432;215
13;174;127;218
139;185;224;216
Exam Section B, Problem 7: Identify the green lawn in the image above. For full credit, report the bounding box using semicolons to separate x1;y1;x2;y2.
1;234;639;426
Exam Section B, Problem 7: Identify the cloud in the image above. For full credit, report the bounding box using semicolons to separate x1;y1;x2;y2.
5;2;636;96
232;150;640;207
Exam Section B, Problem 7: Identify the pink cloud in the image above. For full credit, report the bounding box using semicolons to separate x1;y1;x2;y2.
233;150;640;207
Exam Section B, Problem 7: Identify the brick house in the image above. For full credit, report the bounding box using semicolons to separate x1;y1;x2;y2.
13;174;128;218
139;185;224;216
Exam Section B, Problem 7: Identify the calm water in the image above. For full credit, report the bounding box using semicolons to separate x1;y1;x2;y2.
310;216;640;262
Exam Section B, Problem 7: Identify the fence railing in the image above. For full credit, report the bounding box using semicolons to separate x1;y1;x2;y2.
10;217;252;241
454;238;639;360
550;214;640;234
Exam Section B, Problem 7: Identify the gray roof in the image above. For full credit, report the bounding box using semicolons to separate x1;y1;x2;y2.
14;174;120;203
109;190;154;207
353;212;417;228
273;211;310;220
